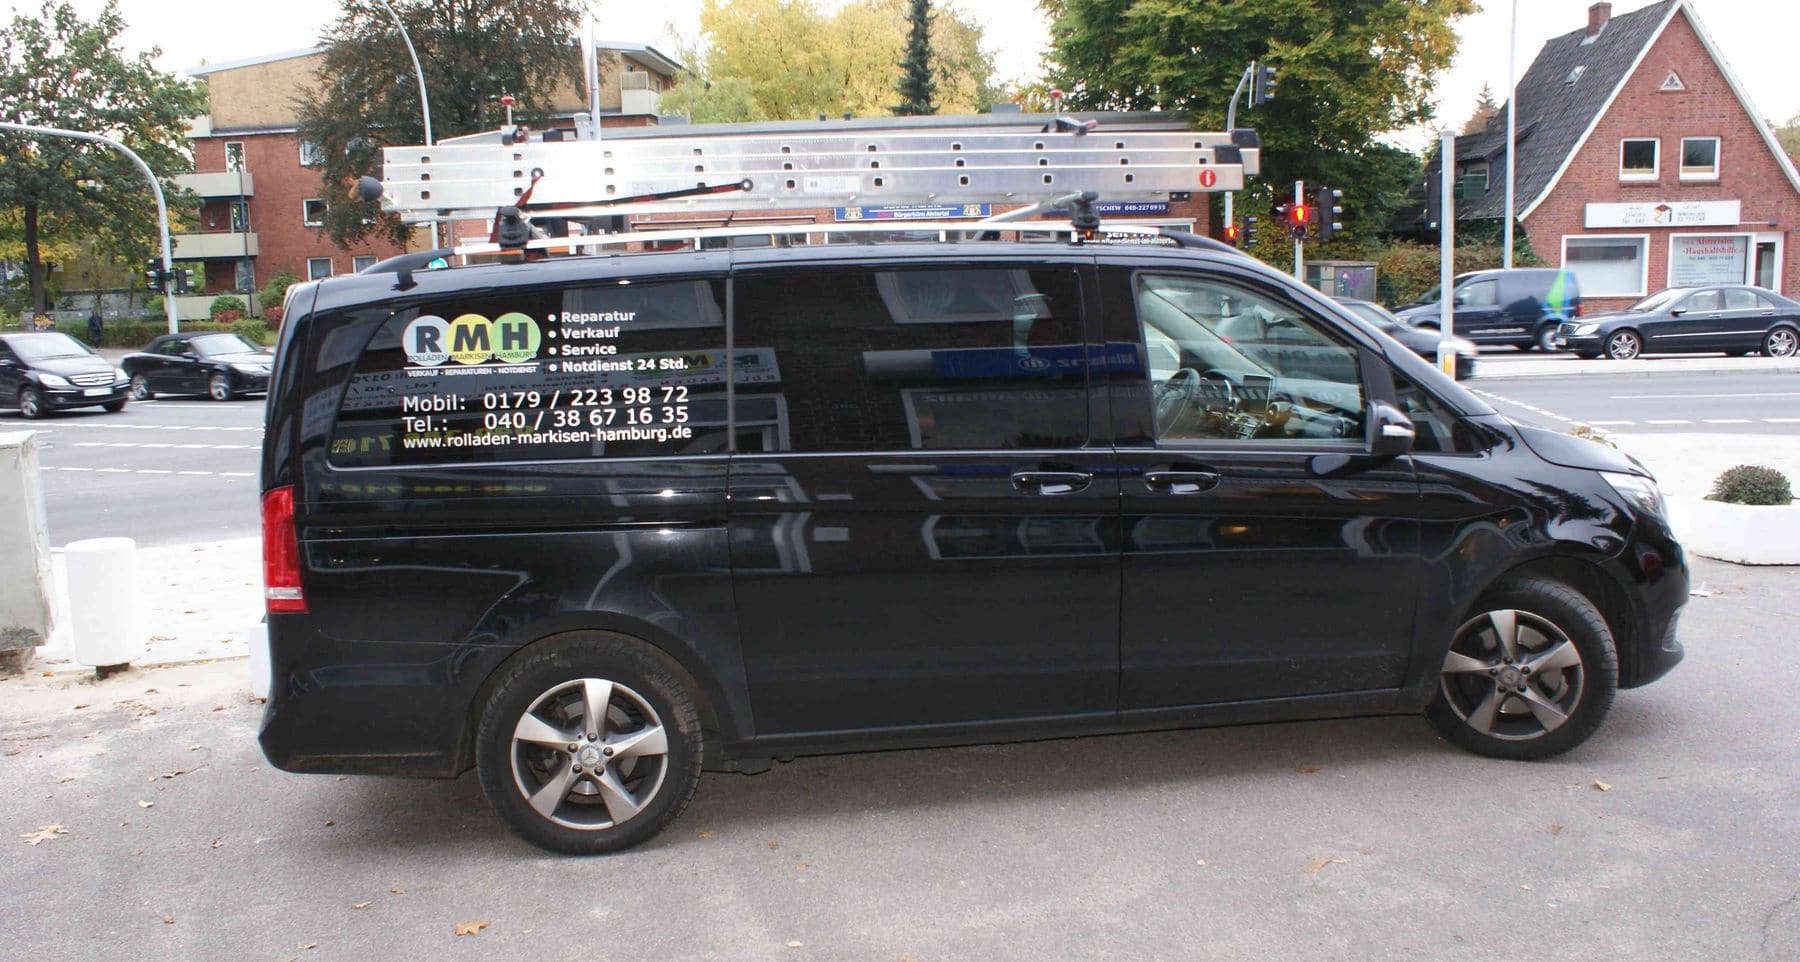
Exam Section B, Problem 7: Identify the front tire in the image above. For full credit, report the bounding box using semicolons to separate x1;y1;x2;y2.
1764;326;1799;359
1425;578;1617;760
17;386;45;419
102;400;127;413
1534;323;1562;353
208;373;235;402
1604;330;1642;360
475;633;703;854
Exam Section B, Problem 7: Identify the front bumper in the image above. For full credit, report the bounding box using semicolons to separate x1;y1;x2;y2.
42;383;128;408
230;371;271;394
1555;333;1606;354
1618;510;1688;689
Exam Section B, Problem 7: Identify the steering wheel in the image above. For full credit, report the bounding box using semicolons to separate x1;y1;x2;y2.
1154;367;1202;437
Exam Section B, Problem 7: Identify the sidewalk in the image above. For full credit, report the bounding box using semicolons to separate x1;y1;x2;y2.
1470;353;1800;379
34;537;262;675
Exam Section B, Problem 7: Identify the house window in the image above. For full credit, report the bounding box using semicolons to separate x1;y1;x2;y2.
224;141;245;172
1680;137;1720;180
303;199;327;227
1564;235;1648;297
1619;139;1659;181
235;261;255;293
1460;161;1490;195
299;140;325;168
307;257;333;280
352;255;377;272
230;201;249;233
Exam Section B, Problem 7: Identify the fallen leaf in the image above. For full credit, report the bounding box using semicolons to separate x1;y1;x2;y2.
353;901;372;910
20;824;67;845
162;915;174;924
211;704;226;712
58;775;76;784
390;887;405;895
149;635;173;642
299;943;318;950
697;830;714;838
72;703;89;710
335;776;347;782
1295;765;1321;774
522;928;533;935
159;769;188;779
1358;849;1375;856
1520;884;1533;891
1593;779;1612;792
130;849;142;856
1302;856;1349;874
322;820;335;827
1196;859;1207;866
793;861;808;871
209;838;223;849
1549;824;1564;836
138;800;154;809
767;839;781;850
786;941;803;949
3;749;19;757
454;921;490;937
186;745;203;752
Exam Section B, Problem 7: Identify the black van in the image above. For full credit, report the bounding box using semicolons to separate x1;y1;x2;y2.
258;238;1685;854
1395;268;1583;351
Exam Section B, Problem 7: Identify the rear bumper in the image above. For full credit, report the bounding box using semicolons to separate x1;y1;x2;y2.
257;613;503;778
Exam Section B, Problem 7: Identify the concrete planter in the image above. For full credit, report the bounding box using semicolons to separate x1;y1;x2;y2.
1670;497;1800;565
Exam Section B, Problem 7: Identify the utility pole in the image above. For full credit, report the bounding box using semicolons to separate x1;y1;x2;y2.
1438;132;1458;379
1502;0;1518;270
375;0;437;250
1222;62;1254;235
0;121;180;335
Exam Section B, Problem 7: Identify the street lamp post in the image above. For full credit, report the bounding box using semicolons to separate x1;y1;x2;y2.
374;0;438;250
0;120;180;335
1503;0;1518;270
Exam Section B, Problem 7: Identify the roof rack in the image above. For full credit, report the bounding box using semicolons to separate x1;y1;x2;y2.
359;118;1261;257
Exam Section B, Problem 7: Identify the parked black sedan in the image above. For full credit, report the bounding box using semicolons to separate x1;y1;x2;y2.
122;332;274;401
1556;285;1800;360
0;332;129;418
1335;298;1479;379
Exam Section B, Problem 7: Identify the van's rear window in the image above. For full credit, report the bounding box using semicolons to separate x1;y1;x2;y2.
328;279;732;466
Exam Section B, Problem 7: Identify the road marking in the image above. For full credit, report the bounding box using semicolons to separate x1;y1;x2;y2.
136;469;171;474
95;467;130;473
220;472;255;478
1609;392;1800;399
68;440;256;450
1589;420;1636;425
1765;417;1800;423
1644;419;1693;425
1702;419;1752;424
41;466;247;478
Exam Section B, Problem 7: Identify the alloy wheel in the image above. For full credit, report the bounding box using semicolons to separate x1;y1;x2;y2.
18;387;42;419
1767;328;1798;358
129;375;152;401
1439;609;1586;742
209;374;232;401
509;677;670;830
1605;331;1640;360
1536;324;1559;352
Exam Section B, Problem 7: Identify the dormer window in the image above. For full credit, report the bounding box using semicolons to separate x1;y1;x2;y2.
1565;65;1586;86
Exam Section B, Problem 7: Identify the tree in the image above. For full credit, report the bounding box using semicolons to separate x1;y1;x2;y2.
295;0;585;248
893;0;937;116
659;76;768;125
1462;82;1498;135
0;1;205;314
1775;112;1800;158
677;0;994;122
1042;0;1476;247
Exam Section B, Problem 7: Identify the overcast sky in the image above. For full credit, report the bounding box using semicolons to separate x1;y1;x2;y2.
12;0;1800;151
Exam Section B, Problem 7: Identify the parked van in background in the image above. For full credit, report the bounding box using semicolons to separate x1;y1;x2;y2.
257;238;1684;854
1396;268;1583;352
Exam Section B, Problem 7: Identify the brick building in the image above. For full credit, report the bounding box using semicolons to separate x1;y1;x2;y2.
176;42;682;319
1439;0;1800;311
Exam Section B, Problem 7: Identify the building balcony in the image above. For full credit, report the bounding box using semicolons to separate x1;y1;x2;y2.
176;170;254;198
172;231;259;259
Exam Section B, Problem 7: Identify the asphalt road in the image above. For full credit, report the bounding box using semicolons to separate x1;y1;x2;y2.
2;394;265;547
0;556;1793;961
1466;370;1800;435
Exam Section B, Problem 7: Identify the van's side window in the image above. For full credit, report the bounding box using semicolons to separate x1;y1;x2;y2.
1132;273;1365;444
328;279;731;466
1458;279;1498;307
733;266;1088;452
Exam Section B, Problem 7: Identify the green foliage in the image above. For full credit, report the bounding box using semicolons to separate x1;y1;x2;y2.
208;294;248;320
259;270;300;316
1776;113;1800;157
1708;465;1793;506
52;317;269;348
684;0;994;121
660;76;768;124
0;1;208;313
893;0;937;116
295;0;585;248
1044;0;1476;248
1373;238;1544;307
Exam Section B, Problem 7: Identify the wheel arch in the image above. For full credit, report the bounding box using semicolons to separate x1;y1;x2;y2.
1463;553;1641;688
458;615;743;774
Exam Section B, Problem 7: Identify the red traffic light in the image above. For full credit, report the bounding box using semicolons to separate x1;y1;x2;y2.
1291;203;1312;225
1223;224;1241;244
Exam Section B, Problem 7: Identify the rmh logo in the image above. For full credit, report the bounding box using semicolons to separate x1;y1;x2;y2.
404;312;542;366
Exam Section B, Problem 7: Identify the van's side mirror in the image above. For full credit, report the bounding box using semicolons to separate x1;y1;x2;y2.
1369;400;1415;458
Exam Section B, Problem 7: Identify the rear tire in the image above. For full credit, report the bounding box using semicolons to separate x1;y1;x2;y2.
475;633;703;854
17;386;45;419
1425;578;1617;760
1534;323;1561;353
1764;326;1798;359
129;374;153;401
208;373;234;402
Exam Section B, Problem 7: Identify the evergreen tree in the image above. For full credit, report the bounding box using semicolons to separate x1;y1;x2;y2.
892;0;936;116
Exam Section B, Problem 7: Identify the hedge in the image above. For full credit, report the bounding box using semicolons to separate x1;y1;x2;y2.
36;318;272;349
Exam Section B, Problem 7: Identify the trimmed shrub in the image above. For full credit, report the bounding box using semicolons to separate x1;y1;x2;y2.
1708;465;1793;506
264;304;284;325
259;271;300;317
209;295;249;320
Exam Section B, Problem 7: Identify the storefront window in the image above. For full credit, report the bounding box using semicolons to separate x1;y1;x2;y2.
1564;236;1647;297
1669;235;1748;287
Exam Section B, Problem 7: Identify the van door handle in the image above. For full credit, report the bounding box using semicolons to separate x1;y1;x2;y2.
1011;471;1093;496
1144;470;1222;494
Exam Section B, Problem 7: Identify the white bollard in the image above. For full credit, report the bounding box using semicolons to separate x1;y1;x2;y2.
65;537;140;669
245;620;270;698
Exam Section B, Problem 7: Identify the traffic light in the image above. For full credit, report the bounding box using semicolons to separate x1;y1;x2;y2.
171;266;197;295
1314;186;1344;241
143;258;169;294
1287;201;1312;238
1222;221;1241;247
1250;63;1278;107
1243;216;1260;247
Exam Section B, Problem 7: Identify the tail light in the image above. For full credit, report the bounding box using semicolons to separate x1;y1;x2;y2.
262;485;306;613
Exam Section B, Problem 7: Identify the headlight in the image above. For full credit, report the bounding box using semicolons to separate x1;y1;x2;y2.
231;362;268;374
1602;471;1666;519
37;373;70;388
114;367;129;383
1572;323;1599;336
